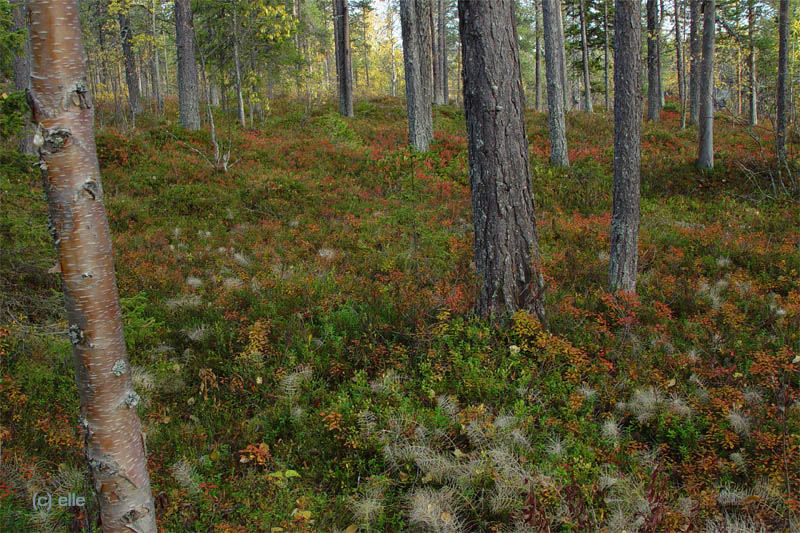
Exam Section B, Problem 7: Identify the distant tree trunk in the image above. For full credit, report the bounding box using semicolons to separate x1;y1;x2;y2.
609;0;642;294
541;0;569;166
689;0;700;125
658;0;665;108
675;0;684;118
12;0;35;155
535;0;542;111
119;10;142;116
439;0;447;103
151;0;163;114
457;0;546;322
647;0;660;121
557;4;569;112
431;1;442;104
399;0;433;151
747;0;757;126
232;0;246;127
604;0;610;112
363;6;370;90
175;0;200;129
776;0;789;165
26;1;157;530
333;0;354;116
697;0;715;169
579;0;593;112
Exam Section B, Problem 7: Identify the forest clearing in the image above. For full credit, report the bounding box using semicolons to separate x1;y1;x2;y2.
1;0;799;532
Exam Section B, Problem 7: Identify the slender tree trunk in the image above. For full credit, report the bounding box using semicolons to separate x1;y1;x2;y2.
333;0;354;116
363;7;370;90
697;0;715;169
175;0;200;129
647;0;661;121
12;0;35;155
399;0;433;151
675;0;684;115
439;0;447;103
457;0;546;322
609;0;642;294
162;47;170;96
557;4;569;113
431;1;442;104
579;0;593;112
119;10;142;116
776;0;789;165
689;0;700;124
737;46;742;116
535;0;542;111
747;0;757;125
658;0;665;107
151;0;163;114
26;1;157;530
604;0;610;112
541;0;569;166
232;1;246;127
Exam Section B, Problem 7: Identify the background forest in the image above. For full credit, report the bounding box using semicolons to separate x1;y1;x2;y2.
1;0;799;532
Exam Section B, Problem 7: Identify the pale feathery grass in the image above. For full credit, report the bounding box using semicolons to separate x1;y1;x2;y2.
716;483;752;507
165;294;203;309
727;408;751;436
185;324;207;342
437;395;460;422
350;489;383;526
279;366;312;399
358;410;378;435
743;388;764;406
407;487;465;533
667;393;694;418
703;513;766;533
185;276;203;289
603;475;651;533
233;252;250;267
223;277;243;289
629;386;664;424
601;418;621;444
171;458;200;495
545;435;566;458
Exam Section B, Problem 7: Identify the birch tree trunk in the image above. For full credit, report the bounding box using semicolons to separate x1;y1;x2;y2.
26;1;157;530
541;0;569;166
776;0;789;165
747;0;757;126
647;0;661;121
400;0;433;151
579;0;593;112
232;0;246;127
175;0;200;130
697;0;715;169
333;0;354;117
457;0;547;322
609;0;642;294
119;10;142;116
689;0;700;125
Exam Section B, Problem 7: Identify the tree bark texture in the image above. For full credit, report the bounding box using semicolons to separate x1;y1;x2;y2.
747;0;757;126
609;0;643;294
697;0;715;169
674;0;684;120
439;0;447;103
579;0;593;112
175;0;200;130
457;0;546;321
647;0;661;121
232;0;246;127
689;0;700;125
541;0;569;166
118;10;142;116
431;1;442;104
400;0;433;151
776;0;789;164
535;0;541;111
25;1;157;530
12;0;35;155
151;0;163;114
333;0;354;117
604;0;610;112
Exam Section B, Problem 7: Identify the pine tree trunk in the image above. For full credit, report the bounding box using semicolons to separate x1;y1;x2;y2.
535;0;541;111
457;0;546;322
697;0;715;169
647;0;661;121
26;1;157;530
747;0;757;126
609;0;643;294
689;0;700;125
776;0;789;165
119;10;142;116
675;0;684;118
232;1;246;127
579;0;593;112
333;0;354;116
431;1;442;104
604;0;610;112
439;0;447;103
175;0;200;129
12;0;35;155
399;0;433;151
541;0;569;166
151;0;163;114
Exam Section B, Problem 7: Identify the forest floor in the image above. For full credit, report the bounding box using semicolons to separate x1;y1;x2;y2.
1;98;799;532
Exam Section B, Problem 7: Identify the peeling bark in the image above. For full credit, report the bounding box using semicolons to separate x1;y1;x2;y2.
26;1;157;531
458;0;547;322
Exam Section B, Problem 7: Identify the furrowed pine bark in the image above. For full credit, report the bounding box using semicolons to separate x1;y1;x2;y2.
26;1;157;531
457;0;547;322
747;0;756;126
647;0;660;121
175;0;200;130
697;0;715;169
579;0;593;112
333;0;354;117
776;0;789;165
400;0;433;151
541;0;569;166
609;0;642;294
118;9;142;116
431;1;442;105
689;0;700;125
